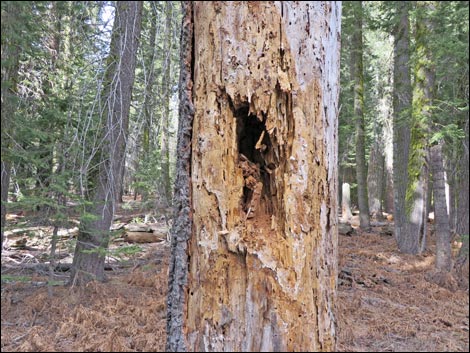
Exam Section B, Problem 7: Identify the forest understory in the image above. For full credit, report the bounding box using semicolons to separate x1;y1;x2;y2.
1;203;468;352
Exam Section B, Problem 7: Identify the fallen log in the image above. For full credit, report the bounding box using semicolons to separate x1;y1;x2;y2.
123;231;166;243
124;223;152;232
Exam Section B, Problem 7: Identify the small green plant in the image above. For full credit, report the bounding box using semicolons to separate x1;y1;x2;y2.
110;244;143;264
459;234;469;255
141;264;153;272
121;202;134;211
1;275;31;283
131;216;143;223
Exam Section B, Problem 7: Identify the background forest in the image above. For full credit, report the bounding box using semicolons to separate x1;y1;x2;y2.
1;1;469;352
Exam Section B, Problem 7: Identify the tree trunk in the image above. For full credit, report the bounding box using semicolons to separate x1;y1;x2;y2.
351;1;370;230
70;1;143;285
456;119;469;237
160;1;174;206
166;2;194;351
341;183;353;222
430;143;451;271
367;140;384;220
393;1;417;253
454;113;469;289
167;2;341;351
1;162;11;250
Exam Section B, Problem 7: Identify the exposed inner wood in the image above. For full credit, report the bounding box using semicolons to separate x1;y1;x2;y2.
187;2;339;351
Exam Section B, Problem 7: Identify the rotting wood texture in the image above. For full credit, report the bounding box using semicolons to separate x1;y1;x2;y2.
171;2;341;352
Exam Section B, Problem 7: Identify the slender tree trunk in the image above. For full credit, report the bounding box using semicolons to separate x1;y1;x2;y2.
167;2;341;351
456;119;469;237
351;1;370;229
430;143;451;271
367;139;384;220
70;1;143;285
160;1;174;206
454;117;469;289
166;3;194;351
1;162;11;250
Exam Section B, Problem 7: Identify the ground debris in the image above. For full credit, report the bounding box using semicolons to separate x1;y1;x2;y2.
337;231;469;352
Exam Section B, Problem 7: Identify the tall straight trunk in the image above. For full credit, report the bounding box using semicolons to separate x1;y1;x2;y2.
430;143;451;271
456;116;469;237
167;2;341;351
160;1;173;206
166;3;194;350
367;139;384;220
139;4;158;201
401;1;446;258
1;2;22;251
351;1;370;229
454;116;469;288
70;1;143;285
393;1;416;253
403;1;440;255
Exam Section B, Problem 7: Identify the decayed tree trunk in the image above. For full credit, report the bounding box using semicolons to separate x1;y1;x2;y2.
70;1;143;285
430;143;451;272
351;1;370;229
167;2;341;352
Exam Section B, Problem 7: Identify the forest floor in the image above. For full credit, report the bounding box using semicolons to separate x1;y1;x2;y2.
1;204;469;352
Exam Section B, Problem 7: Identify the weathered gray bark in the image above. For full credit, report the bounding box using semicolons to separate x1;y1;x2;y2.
341;182;353;222
456;120;469;237
430;143;452;272
167;1;341;352
351;1;370;230
70;1;143;285
166;2;194;351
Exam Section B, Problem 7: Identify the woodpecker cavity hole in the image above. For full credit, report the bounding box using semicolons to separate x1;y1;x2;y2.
234;105;275;216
